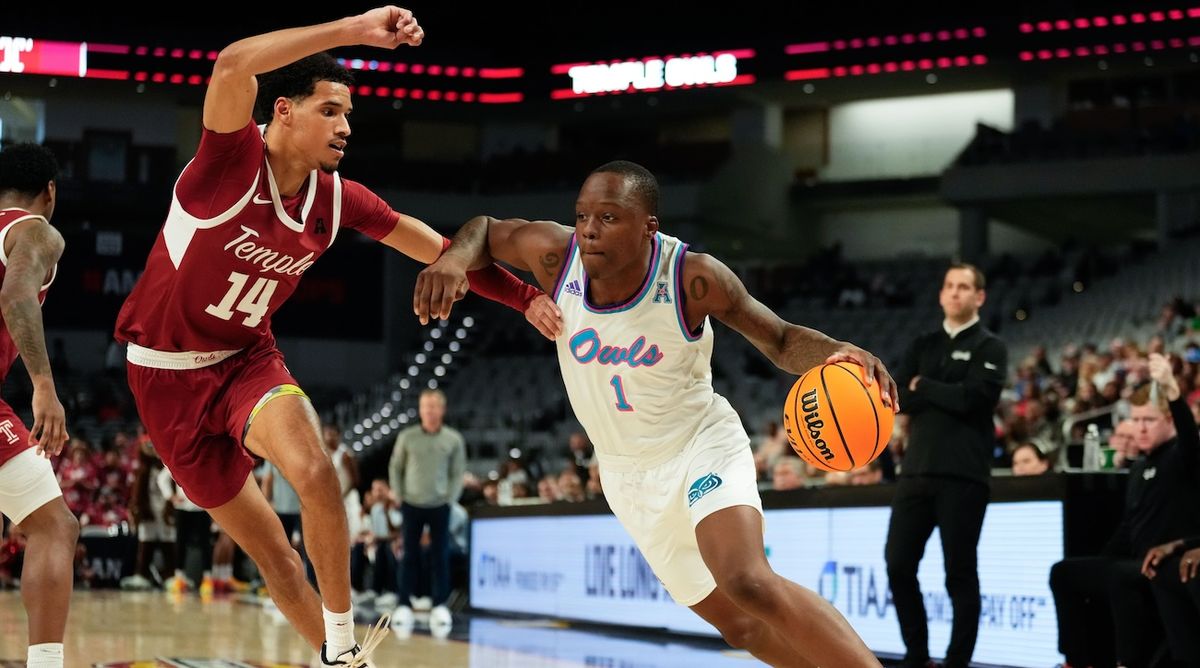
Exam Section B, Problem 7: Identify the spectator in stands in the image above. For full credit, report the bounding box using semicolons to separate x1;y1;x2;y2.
350;480;400;607
1022;399;1060;457
261;461;307;583
322;422;360;538
1057;349;1081;393
56;440;96;518
0;524;26;589
557;470;585;503
164;471;210;594
753;421;789;481
479;479;499;506
97;449;131;501
889;263;1007;668
1010;443;1051;476
567;432;593;484
1092;352;1119;391
1110;418;1138;468
458;472;484;507
772;459;806;491
536;476;560;503
121;441;175;590
585;459;603;499
388;388;464;633
1051;354;1200;668
82;490;127;528
1030;345;1053;377
849;461;885;486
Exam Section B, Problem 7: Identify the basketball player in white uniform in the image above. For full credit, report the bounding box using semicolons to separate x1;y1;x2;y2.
415;161;899;666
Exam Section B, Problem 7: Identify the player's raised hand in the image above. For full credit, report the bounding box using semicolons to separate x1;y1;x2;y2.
355;6;425;49
414;257;469;325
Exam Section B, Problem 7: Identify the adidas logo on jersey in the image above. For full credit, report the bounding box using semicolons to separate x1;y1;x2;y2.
564;279;582;297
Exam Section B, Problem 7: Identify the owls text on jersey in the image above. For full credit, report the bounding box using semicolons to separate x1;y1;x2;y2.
552;231;744;466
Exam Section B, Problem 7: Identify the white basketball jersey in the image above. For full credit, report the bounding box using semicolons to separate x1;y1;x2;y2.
553;231;742;465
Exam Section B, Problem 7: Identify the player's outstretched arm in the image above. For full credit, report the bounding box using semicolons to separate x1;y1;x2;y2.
0;219;68;455
413;215;573;325
204;6;424;133
682;252;898;410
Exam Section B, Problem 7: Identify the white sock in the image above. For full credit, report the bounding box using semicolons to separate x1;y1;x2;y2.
323;605;355;656
27;643;64;668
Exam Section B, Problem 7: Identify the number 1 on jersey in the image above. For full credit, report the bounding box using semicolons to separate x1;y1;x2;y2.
205;271;278;327
609;375;634;412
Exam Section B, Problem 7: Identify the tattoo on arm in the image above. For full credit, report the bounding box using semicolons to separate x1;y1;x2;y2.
0;224;60;379
689;276;709;300
540;252;560;277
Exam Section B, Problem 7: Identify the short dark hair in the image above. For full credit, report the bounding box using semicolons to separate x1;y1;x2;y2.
255;53;355;124
0;143;58;198
947;262;986;291
591;160;659;215
1013;442;1049;463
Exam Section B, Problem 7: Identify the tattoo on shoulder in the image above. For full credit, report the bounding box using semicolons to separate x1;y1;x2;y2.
540;253;560;277
689;275;709;301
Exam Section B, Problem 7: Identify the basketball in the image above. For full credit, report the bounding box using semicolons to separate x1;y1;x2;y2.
782;361;894;473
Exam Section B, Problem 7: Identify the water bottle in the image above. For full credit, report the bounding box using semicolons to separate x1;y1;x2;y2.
1083;424;1101;472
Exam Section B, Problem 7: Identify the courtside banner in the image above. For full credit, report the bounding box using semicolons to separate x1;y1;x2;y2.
471;501;1063;666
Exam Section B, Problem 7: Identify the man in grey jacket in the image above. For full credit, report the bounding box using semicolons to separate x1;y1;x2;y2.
388;388;465;634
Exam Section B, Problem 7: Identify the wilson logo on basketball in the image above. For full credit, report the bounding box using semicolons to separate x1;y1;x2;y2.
783;361;894;473
801;390;835;461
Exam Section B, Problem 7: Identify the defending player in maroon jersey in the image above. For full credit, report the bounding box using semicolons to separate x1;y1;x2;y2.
0;143;78;668
114;8;561;667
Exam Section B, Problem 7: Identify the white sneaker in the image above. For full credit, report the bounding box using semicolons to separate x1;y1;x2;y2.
120;574;153;590
318;615;390;667
412;595;432;611
317;643;375;668
390;605;414;639
374;592;399;610
430;604;452;639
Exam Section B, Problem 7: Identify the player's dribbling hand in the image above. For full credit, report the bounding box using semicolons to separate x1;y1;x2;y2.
356;6;425;49
524;294;564;341
30;382;69;458
825;344;900;412
413;258;470;325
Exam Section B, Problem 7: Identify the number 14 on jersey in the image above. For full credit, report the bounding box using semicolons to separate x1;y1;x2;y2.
205;271;278;327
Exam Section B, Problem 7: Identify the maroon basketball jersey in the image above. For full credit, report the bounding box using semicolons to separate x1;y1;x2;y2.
0;208;56;385
115;121;396;352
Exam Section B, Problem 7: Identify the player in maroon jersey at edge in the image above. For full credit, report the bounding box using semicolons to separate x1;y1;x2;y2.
0;143;77;668
113;7;561;666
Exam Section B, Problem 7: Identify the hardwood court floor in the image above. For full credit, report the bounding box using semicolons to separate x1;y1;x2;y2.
0;591;761;668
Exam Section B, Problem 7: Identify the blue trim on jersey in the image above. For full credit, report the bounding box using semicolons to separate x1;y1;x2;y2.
673;242;705;342
583;233;661;315
552;235;578;303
